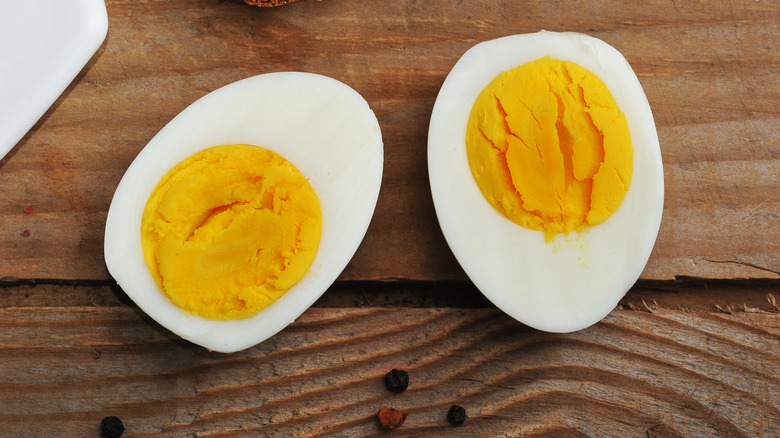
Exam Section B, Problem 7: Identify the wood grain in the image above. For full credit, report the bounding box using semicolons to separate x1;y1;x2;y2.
3;279;780;314
0;301;777;437
0;3;777;435
0;0;777;282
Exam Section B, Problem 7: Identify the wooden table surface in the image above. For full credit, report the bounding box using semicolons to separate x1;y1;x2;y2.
1;0;778;436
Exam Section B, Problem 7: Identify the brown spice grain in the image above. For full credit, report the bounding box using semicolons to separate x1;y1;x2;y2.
377;406;408;430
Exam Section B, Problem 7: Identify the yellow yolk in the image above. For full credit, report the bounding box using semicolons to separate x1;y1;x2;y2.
466;57;632;240
140;144;322;320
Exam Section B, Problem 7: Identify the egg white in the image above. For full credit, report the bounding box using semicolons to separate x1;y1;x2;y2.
428;31;664;332
105;72;383;353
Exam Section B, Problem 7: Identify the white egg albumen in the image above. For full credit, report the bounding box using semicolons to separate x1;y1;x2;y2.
105;72;383;353
428;31;664;332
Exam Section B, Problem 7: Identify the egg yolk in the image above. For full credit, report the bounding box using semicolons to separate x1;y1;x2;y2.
140;144;322;320
466;57;632;240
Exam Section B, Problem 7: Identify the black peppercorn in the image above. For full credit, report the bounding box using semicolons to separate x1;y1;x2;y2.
384;368;409;393
100;416;125;438
447;404;467;426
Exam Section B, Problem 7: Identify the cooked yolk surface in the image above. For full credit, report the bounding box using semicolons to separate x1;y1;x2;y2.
140;144;322;320
466;57;632;240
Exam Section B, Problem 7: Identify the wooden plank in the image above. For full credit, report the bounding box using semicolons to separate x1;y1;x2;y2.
2;279;779;314
0;303;777;437
0;0;777;281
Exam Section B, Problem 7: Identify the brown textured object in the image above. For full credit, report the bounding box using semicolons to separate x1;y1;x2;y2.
0;1;778;434
238;0;300;7
0;0;777;282
377;406;408;430
0;295;777;436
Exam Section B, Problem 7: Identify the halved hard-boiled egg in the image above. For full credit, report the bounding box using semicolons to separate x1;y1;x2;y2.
105;72;383;353
428;31;664;332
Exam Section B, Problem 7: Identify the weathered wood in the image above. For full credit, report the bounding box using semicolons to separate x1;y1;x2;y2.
2;279;779;314
0;3;777;436
0;0;777;281
0;303;777;437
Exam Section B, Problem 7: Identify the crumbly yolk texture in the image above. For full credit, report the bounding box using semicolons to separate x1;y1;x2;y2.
466;57;632;240
140;144;322;320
